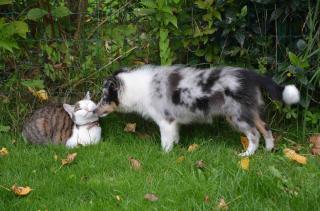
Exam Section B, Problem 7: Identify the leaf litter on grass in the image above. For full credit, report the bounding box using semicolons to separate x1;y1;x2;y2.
128;156;141;170
239;157;249;170
188;143;199;152
283;148;307;164
0;147;8;156
144;193;159;202
124;123;136;133
310;134;320;155
11;184;32;196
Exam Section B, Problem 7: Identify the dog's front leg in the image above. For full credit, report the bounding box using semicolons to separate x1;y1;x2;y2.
158;120;179;152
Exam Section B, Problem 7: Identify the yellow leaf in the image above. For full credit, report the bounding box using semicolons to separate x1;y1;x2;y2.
11;184;32;196
28;87;48;101
115;195;121;201
61;153;77;166
187;143;199;152
124;123;136;133
36;90;48;101
0;147;8;156
54;154;58;161
240;157;249;170
176;156;185;163
217;198;229;210
240;136;249;150
283;148;307;164
128;156;141;170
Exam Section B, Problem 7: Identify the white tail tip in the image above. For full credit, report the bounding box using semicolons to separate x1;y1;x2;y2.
282;85;300;105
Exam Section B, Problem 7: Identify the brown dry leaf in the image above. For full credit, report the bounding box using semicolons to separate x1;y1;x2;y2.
124;123;136;133
115;195;121;201
176;156;185;163
11;184;32;196
240;157;249;170
61;153;77;166
217;198;229;210
204;195;210;203
310;134;320;155
128;156;141;170
240;136;249;150
283;148;307;165
187;143;199;152
144;193;159;202
195;160;206;169
0;147;8;156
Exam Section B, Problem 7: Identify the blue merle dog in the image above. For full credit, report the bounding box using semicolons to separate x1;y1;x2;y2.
94;65;300;156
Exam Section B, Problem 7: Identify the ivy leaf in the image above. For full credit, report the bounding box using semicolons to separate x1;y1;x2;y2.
0;39;19;52
212;10;222;21
52;6;71;18
0;0;12;5
27;8;48;21
163;14;178;28
12;21;29;38
21;79;45;89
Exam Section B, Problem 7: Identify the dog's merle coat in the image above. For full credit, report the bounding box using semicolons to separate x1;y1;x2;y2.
95;65;300;156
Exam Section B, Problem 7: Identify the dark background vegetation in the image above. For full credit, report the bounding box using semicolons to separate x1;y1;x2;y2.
0;0;319;135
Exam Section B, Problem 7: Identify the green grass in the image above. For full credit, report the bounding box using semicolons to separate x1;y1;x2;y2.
1;113;320;210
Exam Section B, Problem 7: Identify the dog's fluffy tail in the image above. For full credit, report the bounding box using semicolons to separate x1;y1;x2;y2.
253;72;300;105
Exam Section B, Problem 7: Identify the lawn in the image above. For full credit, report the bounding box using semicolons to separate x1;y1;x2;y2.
1;113;320;210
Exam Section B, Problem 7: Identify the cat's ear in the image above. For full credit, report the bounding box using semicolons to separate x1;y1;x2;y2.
63;104;74;117
84;91;91;100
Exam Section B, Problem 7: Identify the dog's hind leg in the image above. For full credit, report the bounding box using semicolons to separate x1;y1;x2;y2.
158;120;179;152
227;115;261;156
254;115;274;151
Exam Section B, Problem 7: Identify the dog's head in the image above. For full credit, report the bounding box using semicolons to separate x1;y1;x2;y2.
94;75;122;117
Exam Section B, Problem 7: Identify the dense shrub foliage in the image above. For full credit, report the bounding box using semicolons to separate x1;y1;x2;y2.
0;0;319;132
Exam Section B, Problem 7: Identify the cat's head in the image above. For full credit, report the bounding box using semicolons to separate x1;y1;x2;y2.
63;92;99;125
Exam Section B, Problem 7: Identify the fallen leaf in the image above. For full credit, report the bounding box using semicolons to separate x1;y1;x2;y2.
240;136;249;150
11;184;32;196
124;123;136;133
136;132;151;139
204;195;210;203
28;87;48;101
144;193;159;202
310;134;320;155
240;157;249;170
11;139;16;145
61;153;77;166
217;198;228;210
128;156;141;170
176;156;185;163
187;143;199;152
115;195;121;201
54;154;58;161
283;148;307;164
0;147;8;156
195;160;206;169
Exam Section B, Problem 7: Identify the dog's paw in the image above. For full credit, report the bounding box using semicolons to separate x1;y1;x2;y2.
162;142;174;152
238;150;254;157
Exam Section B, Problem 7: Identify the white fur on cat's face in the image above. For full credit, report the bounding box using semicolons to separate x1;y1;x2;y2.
63;92;99;125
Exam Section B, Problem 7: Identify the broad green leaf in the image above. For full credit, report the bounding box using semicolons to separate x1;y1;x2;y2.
0;125;10;132
288;51;299;66
140;0;157;9
133;8;155;17
27;8;48;21
0;0;12;5
240;6;247;17
21;79;45;89
12;21;29;38
0;39;18;52
52;6;71;18
163;14;177;28
212;10;222;21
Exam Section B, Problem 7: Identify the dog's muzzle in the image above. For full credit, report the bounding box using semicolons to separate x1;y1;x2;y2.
94;101;117;117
